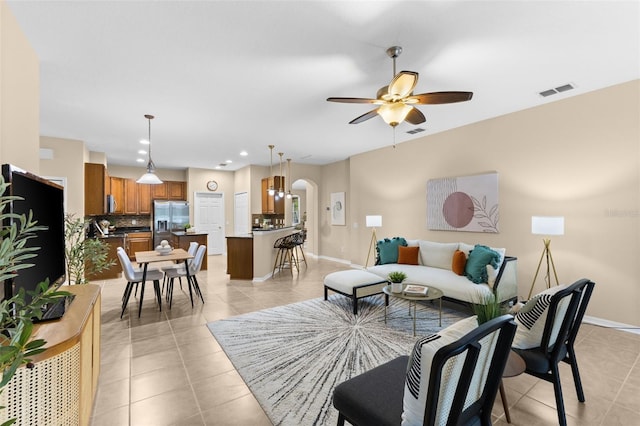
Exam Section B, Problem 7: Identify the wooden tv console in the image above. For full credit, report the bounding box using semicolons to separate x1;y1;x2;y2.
0;284;101;426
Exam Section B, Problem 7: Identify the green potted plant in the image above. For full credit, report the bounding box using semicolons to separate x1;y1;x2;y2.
64;214;115;285
387;271;407;293
471;292;505;324
0;176;69;424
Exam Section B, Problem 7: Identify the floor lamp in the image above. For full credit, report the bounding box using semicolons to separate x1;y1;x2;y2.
528;216;564;299
365;215;382;268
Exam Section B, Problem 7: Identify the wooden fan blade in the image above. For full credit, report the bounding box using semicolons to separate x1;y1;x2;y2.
405;107;426;125
327;97;379;104
386;71;419;100
349;108;379;124
408;91;473;105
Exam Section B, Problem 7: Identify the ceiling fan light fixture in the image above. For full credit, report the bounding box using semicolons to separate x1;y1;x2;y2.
137;114;163;185
379;103;413;127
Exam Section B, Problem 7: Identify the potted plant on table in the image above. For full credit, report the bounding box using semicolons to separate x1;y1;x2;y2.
387;271;407;293
64;214;115;285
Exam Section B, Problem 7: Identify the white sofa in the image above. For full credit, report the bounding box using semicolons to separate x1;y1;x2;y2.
366;240;518;305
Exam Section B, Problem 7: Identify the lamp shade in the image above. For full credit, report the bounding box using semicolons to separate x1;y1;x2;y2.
378;103;412;127
531;216;564;235
366;215;382;228
136;171;163;185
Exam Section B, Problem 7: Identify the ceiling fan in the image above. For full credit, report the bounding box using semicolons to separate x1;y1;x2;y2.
327;46;473;127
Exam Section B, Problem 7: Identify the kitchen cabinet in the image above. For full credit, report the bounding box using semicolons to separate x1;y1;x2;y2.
84;163;108;215
226;236;252;279
109;177;125;214
126;231;152;259
261;176;285;214
150;181;186;201
124;179;138;215
168;181;186;200
151;182;168;199
137;183;152;215
171;231;208;270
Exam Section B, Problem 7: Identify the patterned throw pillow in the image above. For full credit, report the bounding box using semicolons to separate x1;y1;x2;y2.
376;237;407;264
512;285;568;349
464;244;501;283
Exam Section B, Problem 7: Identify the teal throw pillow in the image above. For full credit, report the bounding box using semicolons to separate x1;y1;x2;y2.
464;244;501;284
376;237;407;265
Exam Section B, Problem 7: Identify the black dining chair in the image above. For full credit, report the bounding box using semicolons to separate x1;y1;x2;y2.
333;315;517;426
512;278;595;426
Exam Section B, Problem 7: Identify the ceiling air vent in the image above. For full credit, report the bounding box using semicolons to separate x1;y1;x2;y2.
539;83;575;97
406;127;426;135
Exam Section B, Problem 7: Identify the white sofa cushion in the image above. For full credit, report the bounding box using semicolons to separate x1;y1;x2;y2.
418;241;459;270
401;316;479;426
367;264;493;303
324;270;387;295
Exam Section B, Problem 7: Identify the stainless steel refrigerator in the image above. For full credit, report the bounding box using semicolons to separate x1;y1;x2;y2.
153;200;190;248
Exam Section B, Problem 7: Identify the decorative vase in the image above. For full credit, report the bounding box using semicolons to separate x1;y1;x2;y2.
391;282;404;293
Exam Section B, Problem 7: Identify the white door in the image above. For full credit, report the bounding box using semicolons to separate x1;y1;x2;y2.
194;192;225;255
234;192;250;235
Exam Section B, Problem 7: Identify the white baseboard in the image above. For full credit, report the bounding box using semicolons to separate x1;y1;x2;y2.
316;255;351;265
583;315;640;335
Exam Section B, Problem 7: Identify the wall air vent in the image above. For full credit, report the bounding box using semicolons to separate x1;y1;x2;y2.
218;163;227;167
406;127;426;135
539;83;575;97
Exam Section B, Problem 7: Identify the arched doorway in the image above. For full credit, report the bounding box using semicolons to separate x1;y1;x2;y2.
290;178;318;256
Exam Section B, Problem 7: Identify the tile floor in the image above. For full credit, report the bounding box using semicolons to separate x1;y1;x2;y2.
89;255;640;426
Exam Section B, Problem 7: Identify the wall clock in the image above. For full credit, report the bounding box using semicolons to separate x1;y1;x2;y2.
206;180;218;191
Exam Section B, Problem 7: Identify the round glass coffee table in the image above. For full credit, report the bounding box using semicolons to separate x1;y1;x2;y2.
382;283;443;336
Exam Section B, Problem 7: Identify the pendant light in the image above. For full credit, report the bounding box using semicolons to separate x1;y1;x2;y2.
137;114;163;185
286;158;293;199
277;152;285;198
267;145;275;196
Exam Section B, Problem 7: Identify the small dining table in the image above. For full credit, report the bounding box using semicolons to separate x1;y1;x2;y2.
135;248;194;315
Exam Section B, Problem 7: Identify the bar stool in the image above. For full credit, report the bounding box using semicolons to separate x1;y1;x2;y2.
292;230;307;268
272;234;298;277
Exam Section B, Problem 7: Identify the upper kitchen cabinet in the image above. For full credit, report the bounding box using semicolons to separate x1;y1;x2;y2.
261;176;285;214
109;177;125;214
123;179;138;215
137;183;152;215
151;181;187;201
167;181;186;200
84;163;108;215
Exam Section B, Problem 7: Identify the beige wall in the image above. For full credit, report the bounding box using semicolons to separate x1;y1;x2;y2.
346;80;639;325
106;164;186;182
40;136;85;218
318;160;350;260
0;2;39;172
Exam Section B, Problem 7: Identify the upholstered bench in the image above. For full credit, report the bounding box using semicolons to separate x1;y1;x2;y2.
324;270;388;315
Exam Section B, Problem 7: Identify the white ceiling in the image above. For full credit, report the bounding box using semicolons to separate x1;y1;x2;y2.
6;1;640;171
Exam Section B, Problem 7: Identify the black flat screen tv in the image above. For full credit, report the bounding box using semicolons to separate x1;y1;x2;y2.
1;164;67;320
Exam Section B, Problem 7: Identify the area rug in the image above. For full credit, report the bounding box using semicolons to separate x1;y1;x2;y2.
207;295;469;426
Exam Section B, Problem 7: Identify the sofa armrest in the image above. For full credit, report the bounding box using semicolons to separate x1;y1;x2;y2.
493;256;517;303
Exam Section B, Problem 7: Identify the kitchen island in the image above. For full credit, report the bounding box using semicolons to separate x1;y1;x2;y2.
171;231;208;270
226;227;300;281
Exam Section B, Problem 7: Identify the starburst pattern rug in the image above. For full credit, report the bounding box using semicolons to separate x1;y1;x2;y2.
207;295;468;426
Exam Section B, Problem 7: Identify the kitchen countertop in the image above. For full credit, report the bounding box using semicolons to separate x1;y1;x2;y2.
171;231;208;236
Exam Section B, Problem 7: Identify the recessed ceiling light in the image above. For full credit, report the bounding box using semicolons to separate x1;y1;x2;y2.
138;149;147;155
225;160;232;164
139;139;150;145
215;166;221;170
240;150;248;156
136;158;145;163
